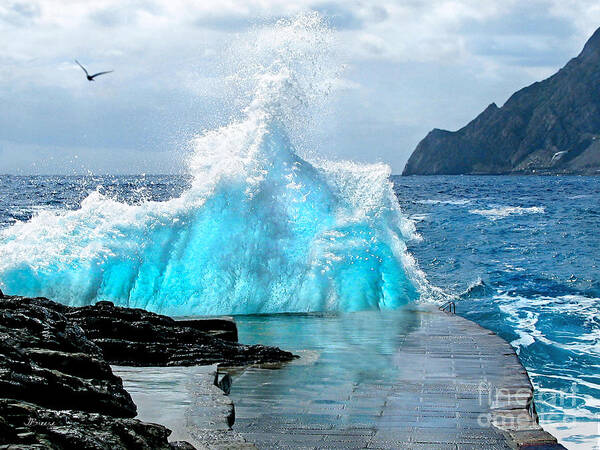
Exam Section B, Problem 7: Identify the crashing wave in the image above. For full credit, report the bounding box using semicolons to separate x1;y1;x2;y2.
0;15;424;315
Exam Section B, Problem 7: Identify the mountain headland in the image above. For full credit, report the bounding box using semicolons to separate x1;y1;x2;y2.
403;27;600;175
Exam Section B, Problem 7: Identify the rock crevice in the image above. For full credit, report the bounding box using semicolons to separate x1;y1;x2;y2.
0;295;294;449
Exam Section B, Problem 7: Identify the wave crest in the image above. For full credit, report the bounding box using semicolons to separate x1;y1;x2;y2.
0;15;422;315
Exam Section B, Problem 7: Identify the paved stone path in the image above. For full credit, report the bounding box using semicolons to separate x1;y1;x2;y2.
114;365;255;449
230;305;562;449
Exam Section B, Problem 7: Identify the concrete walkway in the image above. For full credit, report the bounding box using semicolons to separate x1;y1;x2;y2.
114;365;255;449
230;305;563;449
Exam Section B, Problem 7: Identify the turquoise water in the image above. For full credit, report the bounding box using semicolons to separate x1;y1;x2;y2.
0;121;418;315
0;174;597;447
0;16;419;315
0;14;597;447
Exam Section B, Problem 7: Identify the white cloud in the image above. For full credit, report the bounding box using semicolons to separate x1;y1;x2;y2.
1;0;599;173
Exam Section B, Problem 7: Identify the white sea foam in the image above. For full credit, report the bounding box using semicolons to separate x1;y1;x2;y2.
416;199;471;205
0;14;427;315
409;214;429;222
543;421;600;450
469;205;545;219
495;293;600;447
497;294;600;356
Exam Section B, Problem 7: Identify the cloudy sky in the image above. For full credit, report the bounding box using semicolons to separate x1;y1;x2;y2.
1;0;600;174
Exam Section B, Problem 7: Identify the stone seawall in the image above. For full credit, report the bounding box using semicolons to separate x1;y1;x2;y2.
424;304;563;449
224;304;565;449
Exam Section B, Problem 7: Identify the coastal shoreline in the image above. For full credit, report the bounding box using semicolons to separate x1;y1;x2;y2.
0;293;565;449
0;294;293;449
223;304;566;449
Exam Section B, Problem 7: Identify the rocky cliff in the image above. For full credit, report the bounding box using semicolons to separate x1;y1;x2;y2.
0;294;294;449
403;27;600;175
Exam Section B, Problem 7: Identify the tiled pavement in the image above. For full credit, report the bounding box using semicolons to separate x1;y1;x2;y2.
117;305;563;449
229;305;563;449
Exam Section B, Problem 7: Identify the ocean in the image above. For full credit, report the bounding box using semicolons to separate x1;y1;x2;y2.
396;175;600;448
0;14;598;448
0;174;597;447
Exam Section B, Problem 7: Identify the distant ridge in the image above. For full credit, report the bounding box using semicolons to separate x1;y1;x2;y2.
403;27;600;175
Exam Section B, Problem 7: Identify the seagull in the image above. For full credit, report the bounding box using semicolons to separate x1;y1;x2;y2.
75;60;113;81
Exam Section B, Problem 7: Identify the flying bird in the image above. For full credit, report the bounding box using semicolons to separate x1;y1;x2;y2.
75;60;113;81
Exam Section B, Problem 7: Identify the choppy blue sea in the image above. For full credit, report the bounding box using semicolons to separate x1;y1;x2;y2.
395;175;600;447
0;174;598;446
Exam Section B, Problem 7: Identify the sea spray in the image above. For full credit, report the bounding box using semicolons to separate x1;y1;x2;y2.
0;15;424;315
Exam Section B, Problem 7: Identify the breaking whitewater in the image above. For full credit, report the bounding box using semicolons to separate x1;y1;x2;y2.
0;15;432;315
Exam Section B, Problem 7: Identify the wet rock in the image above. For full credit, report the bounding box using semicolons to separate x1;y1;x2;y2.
0;296;195;449
216;373;233;395
0;399;176;449
0;296;136;417
0;295;294;449
67;301;296;367
169;441;197;450
175;317;238;342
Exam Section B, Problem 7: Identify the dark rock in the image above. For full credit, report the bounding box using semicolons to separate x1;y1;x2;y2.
0;296;136;417
215;373;233;395
67;300;296;367
0;296;197;449
175;317;238;342
403;26;600;176
0;399;174;449
0;414;18;444
1;296;295;368
0;294;294;449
